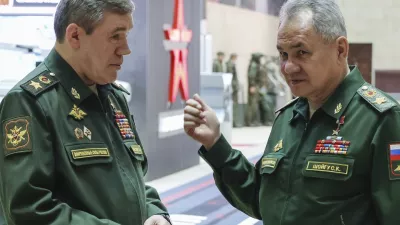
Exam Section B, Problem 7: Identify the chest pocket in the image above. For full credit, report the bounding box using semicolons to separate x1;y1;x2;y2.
302;154;355;181
123;141;145;162
65;142;113;166
259;153;285;175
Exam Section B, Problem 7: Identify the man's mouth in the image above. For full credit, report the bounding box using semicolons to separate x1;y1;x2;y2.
290;79;305;85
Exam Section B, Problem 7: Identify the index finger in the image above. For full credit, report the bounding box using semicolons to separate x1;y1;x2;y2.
185;99;202;110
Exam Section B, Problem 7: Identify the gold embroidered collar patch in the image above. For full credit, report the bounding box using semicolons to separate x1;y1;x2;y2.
69;105;87;120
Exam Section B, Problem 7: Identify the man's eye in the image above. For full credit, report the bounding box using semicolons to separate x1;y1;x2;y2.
280;52;288;59
299;50;307;55
112;34;121;40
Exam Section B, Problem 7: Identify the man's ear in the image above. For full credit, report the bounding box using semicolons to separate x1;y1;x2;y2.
65;23;85;49
336;36;349;62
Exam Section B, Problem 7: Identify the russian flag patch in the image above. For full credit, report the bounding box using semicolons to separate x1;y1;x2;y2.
389;144;400;179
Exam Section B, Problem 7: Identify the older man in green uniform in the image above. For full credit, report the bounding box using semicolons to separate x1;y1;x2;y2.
0;1;171;225
183;0;400;224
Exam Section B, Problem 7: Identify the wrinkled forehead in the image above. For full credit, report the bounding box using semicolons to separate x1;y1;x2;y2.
100;12;134;32
277;14;319;50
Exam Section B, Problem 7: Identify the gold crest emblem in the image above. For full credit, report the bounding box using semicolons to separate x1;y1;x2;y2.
39;75;51;84
69;105;87;120
71;88;81;99
273;140;283;152
4;117;32;155
29;81;42;90
7;125;27;147
334;103;342;114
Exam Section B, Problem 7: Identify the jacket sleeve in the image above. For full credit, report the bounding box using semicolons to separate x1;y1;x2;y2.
371;107;400;225
129;116;170;220
198;135;262;219
0;90;120;225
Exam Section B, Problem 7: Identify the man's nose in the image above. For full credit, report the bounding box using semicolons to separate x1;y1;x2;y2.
283;60;301;74
117;39;131;56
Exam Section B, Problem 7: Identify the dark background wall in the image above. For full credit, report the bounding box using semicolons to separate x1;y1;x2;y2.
119;0;203;181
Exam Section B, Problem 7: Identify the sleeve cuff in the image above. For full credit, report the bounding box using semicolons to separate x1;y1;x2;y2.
198;134;232;170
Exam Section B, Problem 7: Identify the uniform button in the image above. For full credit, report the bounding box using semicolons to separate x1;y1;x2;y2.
49;72;55;76
362;86;368;90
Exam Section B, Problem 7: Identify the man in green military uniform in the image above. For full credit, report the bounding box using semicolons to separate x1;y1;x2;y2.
0;1;171;225
226;53;241;127
258;56;279;125
212;52;225;72
183;0;400;224
245;53;263;126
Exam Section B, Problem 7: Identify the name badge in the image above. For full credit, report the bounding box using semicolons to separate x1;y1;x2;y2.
71;148;110;159
306;161;349;175
131;144;143;155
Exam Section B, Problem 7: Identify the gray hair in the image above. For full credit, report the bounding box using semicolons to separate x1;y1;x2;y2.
54;0;135;42
279;0;347;43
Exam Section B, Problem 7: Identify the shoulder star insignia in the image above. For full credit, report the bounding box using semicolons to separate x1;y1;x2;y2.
29;81;42;90
373;97;386;105
69;105;87;120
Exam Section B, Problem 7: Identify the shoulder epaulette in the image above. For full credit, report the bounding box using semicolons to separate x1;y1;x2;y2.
275;97;299;114
20;71;59;97
111;82;130;95
357;83;397;113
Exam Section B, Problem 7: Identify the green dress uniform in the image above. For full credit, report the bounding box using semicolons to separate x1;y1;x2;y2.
199;66;400;225
0;49;169;225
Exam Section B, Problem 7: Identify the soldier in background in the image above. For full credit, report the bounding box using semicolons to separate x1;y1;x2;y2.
212;52;225;72
245;53;263;126
226;53;241;127
258;56;278;126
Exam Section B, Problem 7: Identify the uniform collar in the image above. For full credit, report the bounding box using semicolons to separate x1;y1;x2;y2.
321;66;365;120
44;48;94;105
290;66;365;122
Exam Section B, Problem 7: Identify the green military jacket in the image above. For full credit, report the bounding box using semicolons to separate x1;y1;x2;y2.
213;59;224;73
200;66;400;225
226;60;239;94
0;49;169;225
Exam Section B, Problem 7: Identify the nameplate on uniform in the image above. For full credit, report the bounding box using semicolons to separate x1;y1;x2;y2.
131;144;143;155
306;161;348;175
71;148;110;159
261;157;278;169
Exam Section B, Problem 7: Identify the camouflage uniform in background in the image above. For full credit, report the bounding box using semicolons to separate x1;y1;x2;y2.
212;52;225;72
258;59;276;126
245;53;263;126
226;53;241;127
